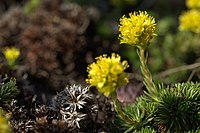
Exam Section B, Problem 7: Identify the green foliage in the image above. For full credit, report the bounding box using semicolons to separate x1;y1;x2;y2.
97;22;114;37
23;0;41;15
116;96;156;132
150;17;200;83
188;128;200;133
153;82;200;132
0;78;19;104
134;127;156;133
117;82;200;132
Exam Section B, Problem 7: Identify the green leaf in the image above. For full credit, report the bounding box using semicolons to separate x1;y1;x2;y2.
0;78;19;104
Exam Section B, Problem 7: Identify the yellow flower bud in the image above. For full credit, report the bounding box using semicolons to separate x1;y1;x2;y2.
3;47;20;61
0;109;11;133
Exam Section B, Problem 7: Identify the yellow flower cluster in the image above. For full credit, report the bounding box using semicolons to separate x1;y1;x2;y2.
86;53;129;96
3;47;20;61
0;109;10;133
186;0;200;9
119;11;156;48
179;9;200;33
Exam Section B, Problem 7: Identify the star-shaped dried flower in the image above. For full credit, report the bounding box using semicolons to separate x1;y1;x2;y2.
60;111;86;128
52;84;93;112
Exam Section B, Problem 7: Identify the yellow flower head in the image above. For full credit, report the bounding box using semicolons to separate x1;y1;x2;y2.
179;9;200;33
86;53;129;96
119;11;156;48
0;109;10;133
186;0;200;9
3;47;20;61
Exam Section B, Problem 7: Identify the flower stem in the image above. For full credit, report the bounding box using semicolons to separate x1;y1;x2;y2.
137;47;158;97
111;93;133;124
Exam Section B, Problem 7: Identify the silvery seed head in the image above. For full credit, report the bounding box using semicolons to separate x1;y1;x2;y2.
60;110;86;128
65;84;93;111
51;84;98;129
52;84;94;112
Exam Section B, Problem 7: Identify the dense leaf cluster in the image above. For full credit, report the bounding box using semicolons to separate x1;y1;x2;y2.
0;77;18;104
117;82;200;132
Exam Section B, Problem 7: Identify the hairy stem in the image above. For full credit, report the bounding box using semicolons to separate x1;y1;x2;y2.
111;93;133;124
137;48;158;96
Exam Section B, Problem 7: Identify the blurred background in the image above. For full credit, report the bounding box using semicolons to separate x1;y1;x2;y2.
0;0;199;103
